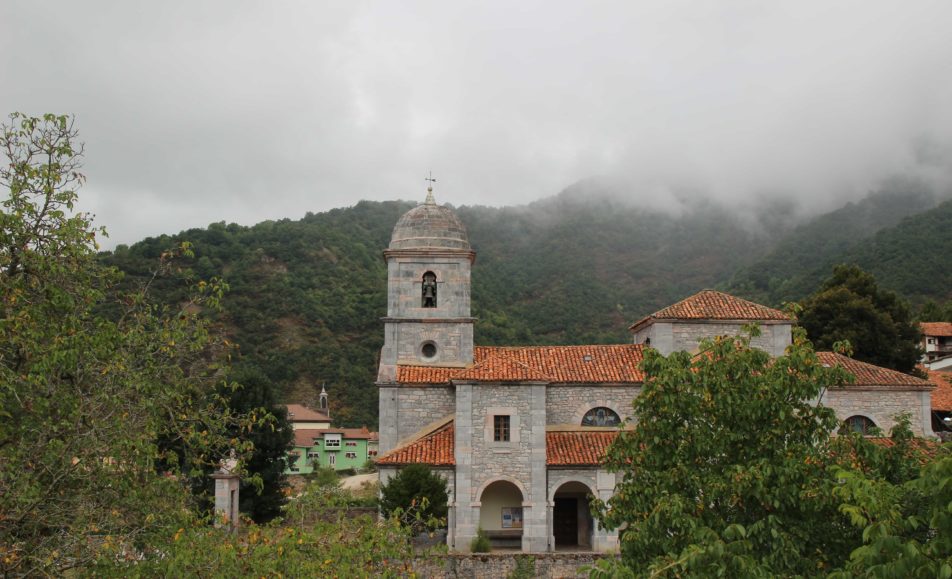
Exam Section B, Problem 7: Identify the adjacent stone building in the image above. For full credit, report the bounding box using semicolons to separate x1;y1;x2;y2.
376;189;937;553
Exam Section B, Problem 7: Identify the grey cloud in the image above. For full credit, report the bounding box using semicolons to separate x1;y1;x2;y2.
2;1;951;246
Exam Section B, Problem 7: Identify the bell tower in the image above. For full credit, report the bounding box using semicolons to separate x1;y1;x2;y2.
377;183;475;452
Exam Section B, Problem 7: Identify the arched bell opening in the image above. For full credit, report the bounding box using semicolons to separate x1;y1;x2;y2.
553;481;595;550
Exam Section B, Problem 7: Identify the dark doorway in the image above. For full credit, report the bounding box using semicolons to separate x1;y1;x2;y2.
553;497;578;547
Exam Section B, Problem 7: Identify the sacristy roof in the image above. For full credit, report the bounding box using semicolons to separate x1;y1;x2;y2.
629;289;790;331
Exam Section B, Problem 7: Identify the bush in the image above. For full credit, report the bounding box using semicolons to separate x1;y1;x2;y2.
379;464;448;528
470;527;491;553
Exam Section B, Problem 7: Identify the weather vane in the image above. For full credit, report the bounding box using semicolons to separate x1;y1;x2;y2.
425;171;436;189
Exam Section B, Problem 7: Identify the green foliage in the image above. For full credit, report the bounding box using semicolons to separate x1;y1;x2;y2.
88;513;418;578
310;465;341;488
800;264;923;372
222;366;294;523
379;464;448;531
596;326;857;576
726;181;941;305
470;527;491;553
828;423;951;578
0;114;251;575
509;555;535;578
917;299;952;322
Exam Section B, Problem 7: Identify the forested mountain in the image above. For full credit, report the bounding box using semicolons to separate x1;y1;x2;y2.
103;191;778;427
725;177;943;305
103;181;951;427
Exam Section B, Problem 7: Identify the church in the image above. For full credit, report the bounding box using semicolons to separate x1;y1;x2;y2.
375;188;936;553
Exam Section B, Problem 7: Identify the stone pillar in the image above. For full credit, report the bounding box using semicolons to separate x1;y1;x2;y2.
454;383;476;550
547;502;555;552
212;460;240;531
593;469;619;551
523;384;549;552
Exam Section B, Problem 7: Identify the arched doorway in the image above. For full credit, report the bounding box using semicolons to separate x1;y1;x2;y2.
479;480;524;549
553;481;594;550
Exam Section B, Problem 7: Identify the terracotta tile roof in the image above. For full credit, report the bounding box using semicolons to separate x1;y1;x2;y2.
921;322;952;337
376;421;455;466
293;429;325;447
397;345;645;384
546;430;618;466
377;421;622;467
817;352;933;389
630;290;790;330
292;427;378;447
922;367;952;411
284;404;329;422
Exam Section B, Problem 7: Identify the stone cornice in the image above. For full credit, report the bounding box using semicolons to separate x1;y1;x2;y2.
383;248;476;263
380;317;476;324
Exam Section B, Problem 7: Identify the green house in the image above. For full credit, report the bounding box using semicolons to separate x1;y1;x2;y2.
288;427;379;474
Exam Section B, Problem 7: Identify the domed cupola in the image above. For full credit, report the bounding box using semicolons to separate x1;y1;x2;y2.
389;188;470;250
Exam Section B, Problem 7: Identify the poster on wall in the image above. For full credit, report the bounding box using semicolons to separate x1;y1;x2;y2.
501;507;523;529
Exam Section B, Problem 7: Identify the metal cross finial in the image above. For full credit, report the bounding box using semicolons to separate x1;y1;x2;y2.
424;171;437;204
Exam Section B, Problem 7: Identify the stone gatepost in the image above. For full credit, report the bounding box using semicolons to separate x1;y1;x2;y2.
212;459;240;530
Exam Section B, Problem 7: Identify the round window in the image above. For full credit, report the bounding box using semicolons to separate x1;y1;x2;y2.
421;342;437;359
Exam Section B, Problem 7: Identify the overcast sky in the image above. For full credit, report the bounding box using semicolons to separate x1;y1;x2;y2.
2;1;952;246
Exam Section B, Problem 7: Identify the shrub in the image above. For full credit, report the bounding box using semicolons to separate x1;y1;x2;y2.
379;464;448;527
470;527;491;553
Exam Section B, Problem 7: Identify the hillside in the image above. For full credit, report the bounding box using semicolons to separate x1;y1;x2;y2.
104;183;952;427
725;178;942;305
104;193;775;427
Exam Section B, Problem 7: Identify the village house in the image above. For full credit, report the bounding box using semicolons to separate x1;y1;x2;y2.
288;426;379;474
922;322;952;370
374;189;938;553
284;388;380;473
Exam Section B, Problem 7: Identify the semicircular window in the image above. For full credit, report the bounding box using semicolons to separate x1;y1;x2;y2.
581;407;620;427
844;415;877;435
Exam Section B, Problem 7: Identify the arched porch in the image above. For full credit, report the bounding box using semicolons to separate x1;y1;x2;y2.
550;480;595;550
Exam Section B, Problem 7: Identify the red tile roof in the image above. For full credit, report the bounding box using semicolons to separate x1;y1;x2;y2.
817;352;933;389
377;420;620;467
921;322;952;337
630;290;790;330
376;421;455;466
546;430;618;466
397;345;645;384
923;367;952;411
284;404;329;422
293;429;325;447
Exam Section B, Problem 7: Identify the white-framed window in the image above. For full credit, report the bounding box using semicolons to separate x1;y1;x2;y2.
324;434;342;449
328;454;336;466
345;452;357;459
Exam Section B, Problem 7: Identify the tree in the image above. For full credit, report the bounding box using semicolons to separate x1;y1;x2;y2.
379;464;448;530
800;264;922;373
0;114;248;575
222;365;293;523
917;299;952;322
596;327;858;576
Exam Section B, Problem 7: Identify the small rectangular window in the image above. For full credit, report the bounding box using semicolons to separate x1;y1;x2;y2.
345;452;357;459
493;415;511;442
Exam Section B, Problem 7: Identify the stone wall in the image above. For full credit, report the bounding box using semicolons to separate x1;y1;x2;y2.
822;388;933;437
546;385;640;424
378;385;455;453
411;553;618;578
469;384;535;496
634;321;791;357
